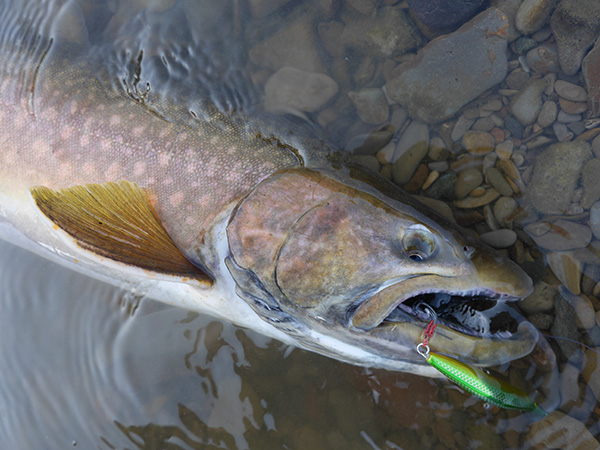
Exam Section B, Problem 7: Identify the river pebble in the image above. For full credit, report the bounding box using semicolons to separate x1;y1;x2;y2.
521;281;556;314
547;251;582;295
582;37;600;117
525;42;560;74
341;6;422;59
462;130;495;154
348;88;389;124
392;121;430;185
554;79;588;102
590;201;600;239
407;0;486;29
454;168;483;199
454;188;500;208
581;159;600;208
515;0;558;35
550;0;600;76
249;15;324;72
526;410;600;449
485;167;513;196
479;229;517;248
493;196;519;226
537;101;557;127
525;219;592;251
525;141;592;214
386;8;509;123
510;78;545;125
426;172;457;200
264;67;338;113
582;347;600;402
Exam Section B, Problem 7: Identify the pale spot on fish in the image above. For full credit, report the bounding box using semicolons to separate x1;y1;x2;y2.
158;153;171;167
32;138;50;156
109;115;120;127
70;101;78;116
133;161;146;177
105;162;120;180
132;125;145;137
101;138;112;152
60;125;73;140
169;191;184;207
82;162;95;176
80;134;90;147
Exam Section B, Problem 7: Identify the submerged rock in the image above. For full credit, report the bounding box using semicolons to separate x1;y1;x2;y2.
515;0;559;35
525;141;592;214
386;8;509;123
550;0;600;76
407;0;486;30
264;67;338;113
582;37;600;117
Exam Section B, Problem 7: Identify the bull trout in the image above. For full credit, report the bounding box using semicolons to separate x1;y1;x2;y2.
0;0;537;376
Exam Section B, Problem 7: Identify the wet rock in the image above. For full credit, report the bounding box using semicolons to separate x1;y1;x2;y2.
341;6;423;60
495;0;527;42
550;0;600;76
479;229;517;248
462;130;495;154
582;347;600;402
451;115;476;141
264;67;338;113
407;0;486;30
525;43;559;74
346;0;375;16
493;196;519;226
392;121;429;184
515;0;560;35
526;411;600;449
559;98;587;115
509;79;546;126
581;159;600;209
349;127;394;155
525;141;592;214
537;101;558;127
454;168;483;199
525;219;592;251
590;201;600;239
547;251;582;295
348;88;389;124
351;155;380;172
428;136;449;160
495;140;514;160
454;188;500;208
485;167;513;196
582;37;600;117
505;68;530;90
528;312;555;329
249;15;325;73
553;287;584;359
521;281;556;314
386;8;509;123
554;80;588;102
248;0;291;18
426;172;458;200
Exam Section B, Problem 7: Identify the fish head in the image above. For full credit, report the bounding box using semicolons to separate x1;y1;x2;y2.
227;168;536;373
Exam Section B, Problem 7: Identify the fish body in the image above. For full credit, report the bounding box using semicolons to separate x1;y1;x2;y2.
0;0;538;375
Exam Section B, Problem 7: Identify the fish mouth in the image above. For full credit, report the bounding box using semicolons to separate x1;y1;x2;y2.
350;277;538;367
383;290;521;339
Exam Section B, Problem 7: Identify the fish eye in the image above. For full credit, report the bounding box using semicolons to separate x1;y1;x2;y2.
402;225;435;262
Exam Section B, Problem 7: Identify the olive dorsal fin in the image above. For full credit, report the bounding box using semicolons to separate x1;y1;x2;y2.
30;180;212;285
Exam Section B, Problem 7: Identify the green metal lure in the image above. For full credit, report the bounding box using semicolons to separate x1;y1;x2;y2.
417;309;545;414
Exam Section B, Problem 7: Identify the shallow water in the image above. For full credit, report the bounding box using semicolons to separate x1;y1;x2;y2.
1;0;600;449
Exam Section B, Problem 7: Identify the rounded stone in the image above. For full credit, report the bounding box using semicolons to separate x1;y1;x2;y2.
407;0;486;29
348;88;389;124
462;130;495;154
537;101;558;128
454;168;483;199
526;43;560;74
590;201;600;239
485;167;513;196
265;67;339;113
479;229;517;248
510;79;546;126
525;219;592;251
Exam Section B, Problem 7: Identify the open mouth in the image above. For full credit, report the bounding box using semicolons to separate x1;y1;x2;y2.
382;291;521;338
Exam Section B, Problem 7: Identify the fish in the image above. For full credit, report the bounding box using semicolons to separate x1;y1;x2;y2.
0;0;537;377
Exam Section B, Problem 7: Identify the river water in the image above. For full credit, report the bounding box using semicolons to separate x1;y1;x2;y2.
1;1;599;449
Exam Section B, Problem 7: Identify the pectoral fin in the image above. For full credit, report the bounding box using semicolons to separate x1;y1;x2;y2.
30;180;212;285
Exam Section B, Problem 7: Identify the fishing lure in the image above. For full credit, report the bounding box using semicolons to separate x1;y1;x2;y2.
416;306;545;414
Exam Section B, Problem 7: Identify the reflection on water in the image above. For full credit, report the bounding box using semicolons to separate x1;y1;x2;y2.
1;0;600;448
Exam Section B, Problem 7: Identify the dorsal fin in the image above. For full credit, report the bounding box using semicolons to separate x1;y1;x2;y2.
30;180;212;285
